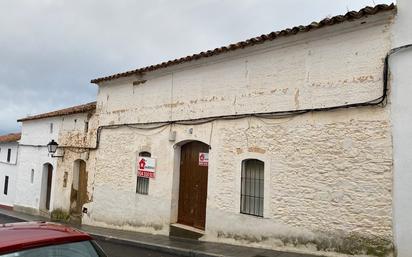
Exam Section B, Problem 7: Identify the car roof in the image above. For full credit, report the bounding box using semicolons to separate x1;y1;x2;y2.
0;222;92;254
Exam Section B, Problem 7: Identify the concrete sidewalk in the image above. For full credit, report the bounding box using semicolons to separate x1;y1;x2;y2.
0;208;323;257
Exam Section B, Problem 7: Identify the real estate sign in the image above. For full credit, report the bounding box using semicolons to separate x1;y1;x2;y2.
199;152;209;166
137;157;156;178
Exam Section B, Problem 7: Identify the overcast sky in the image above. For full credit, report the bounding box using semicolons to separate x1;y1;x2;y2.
0;0;393;134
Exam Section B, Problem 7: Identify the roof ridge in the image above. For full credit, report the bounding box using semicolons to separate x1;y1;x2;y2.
0;132;21;143
17;101;97;122
91;3;395;84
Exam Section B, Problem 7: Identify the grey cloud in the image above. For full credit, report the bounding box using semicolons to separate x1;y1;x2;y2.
0;0;393;134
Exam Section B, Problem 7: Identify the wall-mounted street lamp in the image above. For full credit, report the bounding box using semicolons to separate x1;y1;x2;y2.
47;140;63;158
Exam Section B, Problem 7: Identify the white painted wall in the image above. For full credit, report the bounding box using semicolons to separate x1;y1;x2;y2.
87;12;395;256
390;1;412;257
14;141;56;213
97;13;393;126
0;141;19;207
0;142;18;164
14;113;90;214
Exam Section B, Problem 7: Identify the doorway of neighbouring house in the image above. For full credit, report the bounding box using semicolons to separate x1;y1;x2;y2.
70;160;88;216
40;163;53;211
177;141;209;230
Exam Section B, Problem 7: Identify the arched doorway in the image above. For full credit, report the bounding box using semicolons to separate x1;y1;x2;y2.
40;163;53;211
177;141;209;230
70;160;87;215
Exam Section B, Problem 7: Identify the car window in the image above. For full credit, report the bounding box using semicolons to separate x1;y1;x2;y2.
1;240;100;257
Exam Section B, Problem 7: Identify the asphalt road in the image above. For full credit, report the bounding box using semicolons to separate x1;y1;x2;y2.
0;213;178;257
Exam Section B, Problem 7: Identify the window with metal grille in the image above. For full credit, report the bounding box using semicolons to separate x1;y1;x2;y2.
4;176;9;195
136;151;151;195
7;149;11;163
240;159;264;217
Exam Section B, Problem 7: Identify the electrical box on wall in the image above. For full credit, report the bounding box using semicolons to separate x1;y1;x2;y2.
169;131;176;142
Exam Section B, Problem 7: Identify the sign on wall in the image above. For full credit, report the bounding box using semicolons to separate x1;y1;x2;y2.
199;152;209;166
137;157;156;178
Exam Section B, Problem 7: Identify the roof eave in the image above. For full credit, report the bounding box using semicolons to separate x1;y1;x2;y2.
90;3;396;85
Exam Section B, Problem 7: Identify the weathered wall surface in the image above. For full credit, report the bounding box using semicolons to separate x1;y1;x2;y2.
85;107;393;255
86;13;395;256
15;113;90;214
205;108;392;255
53;111;96;213
0;142;19;207
96;13;392;126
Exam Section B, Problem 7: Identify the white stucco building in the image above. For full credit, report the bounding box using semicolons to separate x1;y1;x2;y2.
2;2;412;257
0;133;20;208
14;102;96;216
73;4;405;257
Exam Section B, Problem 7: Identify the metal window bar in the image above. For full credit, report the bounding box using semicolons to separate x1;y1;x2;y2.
136;151;151;195
4;176;9;195
136;177;149;195
6;149;11;163
240;159;264;217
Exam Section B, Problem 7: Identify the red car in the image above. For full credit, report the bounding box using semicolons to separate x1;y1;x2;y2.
0;222;107;256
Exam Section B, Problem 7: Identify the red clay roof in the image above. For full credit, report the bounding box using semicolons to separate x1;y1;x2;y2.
0;222;91;254
17;102;96;122
0;133;21;143
91;4;395;84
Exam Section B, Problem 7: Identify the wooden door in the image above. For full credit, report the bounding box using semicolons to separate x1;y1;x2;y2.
178;141;209;230
77;161;88;213
45;165;53;210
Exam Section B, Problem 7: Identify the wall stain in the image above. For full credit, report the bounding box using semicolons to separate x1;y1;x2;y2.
294;89;300;109
217;231;393;257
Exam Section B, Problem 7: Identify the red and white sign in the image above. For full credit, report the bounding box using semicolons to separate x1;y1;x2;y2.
137;157;156;178
199;152;209;166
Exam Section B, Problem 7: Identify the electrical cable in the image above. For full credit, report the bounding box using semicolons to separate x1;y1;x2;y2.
61;44;412;151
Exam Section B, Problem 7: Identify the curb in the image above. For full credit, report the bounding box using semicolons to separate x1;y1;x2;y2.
89;233;224;257
0;210;224;257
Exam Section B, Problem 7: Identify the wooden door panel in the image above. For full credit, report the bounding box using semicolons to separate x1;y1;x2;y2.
178;141;209;230
78;161;87;213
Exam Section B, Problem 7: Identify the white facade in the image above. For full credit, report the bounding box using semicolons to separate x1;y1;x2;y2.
14;112;91;215
391;1;412;257
85;11;395;256
3;3;412;257
0;141;19;207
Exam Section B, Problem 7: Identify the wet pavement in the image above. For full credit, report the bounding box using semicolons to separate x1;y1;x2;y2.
0;213;178;257
0;209;321;257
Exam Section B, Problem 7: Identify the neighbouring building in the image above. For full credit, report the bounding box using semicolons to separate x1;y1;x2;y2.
2;2;412;257
0;133;20;209
78;4;404;257
13;102;96;217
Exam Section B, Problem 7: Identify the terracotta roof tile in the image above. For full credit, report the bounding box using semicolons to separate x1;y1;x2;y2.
0;133;21;143
17;102;96;122
91;4;395;84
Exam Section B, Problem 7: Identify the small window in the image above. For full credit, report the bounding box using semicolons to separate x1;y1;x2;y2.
240;159;264;217
7;149;11;163
50;123;54;134
4;176;9;195
30;169;35;184
84;121;89;133
136;152;151;195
